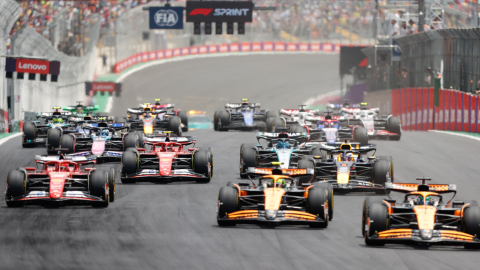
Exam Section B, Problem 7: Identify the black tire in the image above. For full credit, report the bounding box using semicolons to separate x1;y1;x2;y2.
124;132;139;150
265;110;276;120
373;160;390;194
297;159;314;185
193;150;211;183
121;150;138;184
464;207;480;249
309;145;323;157
387;117;401;141
60;134;75;154
240;146;257;179
365;203;388;246
213;111;219;131
169;116;182;136
271;117;285;132
217;186;239;226
314;182;334;221
46;128;62;154
137;132;145;148
90;170;109;207
115;116;126;123
465;200;479;207
362;197;385;236
5;170;26;207
219;111;230;131
178;111;188;132
353;126;368;144
198;147;213;177
378;156;394;182
23;121;36;140
105;167;116;202
307;187;328;228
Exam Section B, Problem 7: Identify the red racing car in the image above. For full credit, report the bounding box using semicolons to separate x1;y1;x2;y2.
5;155;114;207
120;139;213;184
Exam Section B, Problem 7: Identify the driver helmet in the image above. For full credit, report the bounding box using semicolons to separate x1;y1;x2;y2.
57;118;63;123
276;141;284;149
415;195;424;205
284;141;291;149
53;118;58;123
425;196;434;206
102;129;109;137
270;179;286;188
345;152;354;161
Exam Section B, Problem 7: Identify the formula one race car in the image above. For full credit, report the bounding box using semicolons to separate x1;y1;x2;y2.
22;107;77;153
310;142;393;194
270;105;321;132
214;99;276;131
216;168;333;227
308;112;368;144
363;178;480;248
342;103;401;141
5;154;115;207
120;139;212;184
239;131;312;178
126;102;186;136
63;102;99;117
60;121;138;163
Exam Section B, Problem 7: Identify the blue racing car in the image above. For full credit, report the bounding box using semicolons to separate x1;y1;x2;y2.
214;99;276;131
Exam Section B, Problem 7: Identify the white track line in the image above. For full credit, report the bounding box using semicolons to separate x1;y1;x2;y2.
105;51;337;113
0;133;22;146
429;130;480;142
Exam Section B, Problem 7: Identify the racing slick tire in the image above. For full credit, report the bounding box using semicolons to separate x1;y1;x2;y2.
137;132;145;148
169;116;182;136
265;110;276;120
177;111;189;132
60;134;75;154
219;111;230;131
373;160;390;194
217;186;239;226
464;207;480;249
104;167;116;202
271;118;285;132
353;126;368;144
193;150;212;183
240;146;257;179
314;182;334;221
297;159;315;185
121;150;138;184
307;187;329;228
5;170;26;207
213;111;219;131
362;197;385;236
198;147;213;177
387;117;401;141
22;121;36;147
46;128;62;154
378;156;394;182
365;203;388;246
124;132;139;150
90;170;109;208
265;117;275;132
291;125;307;134
309;145;327;160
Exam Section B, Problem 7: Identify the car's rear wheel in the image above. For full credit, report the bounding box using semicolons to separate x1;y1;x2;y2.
90;170;109;208
271;118;285;132
219;111;230;131
373;160;390;194
193;150;211;183
307;187;328;228
387;117;401;141
124;132;139;150
365;203;388;246
121;150;138;184
240;146;257;179
105;167;116;202
265;110;276;120
217;186;239;226
5;170;26;207
213;111;219;131
23;121;36;147
297;159;314;185
353;126;368;144
362;197;385;236
178;111;188;132
46;128;62;154
169;116;182;136
61;134;75;154
198;147;213;177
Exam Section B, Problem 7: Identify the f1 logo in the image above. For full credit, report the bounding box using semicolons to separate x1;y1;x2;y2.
189;8;213;16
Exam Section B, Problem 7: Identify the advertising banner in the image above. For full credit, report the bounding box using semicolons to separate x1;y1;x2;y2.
149;7;184;29
186;1;253;23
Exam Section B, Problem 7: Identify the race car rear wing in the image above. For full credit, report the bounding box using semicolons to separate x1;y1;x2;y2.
384;180;457;194
256;132;309;143
280;109;319;115
246;167;315;177
143;135;196;145
320;142;376;151
342;107;379;114
141;103;175;110
127;108;165;115
35;154;97;164
225;103;261;109
63;105;98;112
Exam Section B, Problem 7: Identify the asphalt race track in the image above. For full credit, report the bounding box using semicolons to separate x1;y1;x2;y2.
1;55;479;270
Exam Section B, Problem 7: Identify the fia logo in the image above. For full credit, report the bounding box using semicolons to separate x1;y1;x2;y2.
154;10;179;27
